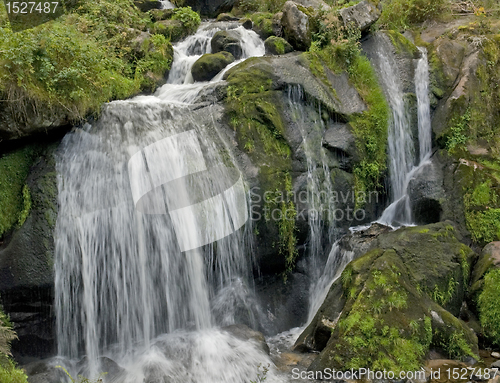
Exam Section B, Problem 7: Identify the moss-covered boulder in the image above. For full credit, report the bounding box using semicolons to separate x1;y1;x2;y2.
281;1;312;51
469;242;500;347
150;7;201;42
191;51;235;82
297;222;479;372
264;36;293;55
211;30;243;59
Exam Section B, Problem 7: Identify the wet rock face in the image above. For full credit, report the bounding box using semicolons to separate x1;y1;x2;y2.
281;1;311;51
0;144;59;359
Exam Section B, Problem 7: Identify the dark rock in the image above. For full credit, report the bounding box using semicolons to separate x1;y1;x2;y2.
240;18;252;29
217;13;239;21
0;100;70;142
408;156;446;225
0;144;59;358
281;1;311;51
264;36;293;55
222;324;270;354
255;273;310;334
339;0;381;32
191;51;235;82
23;360;67;383
322;123;357;171
211;30;243;59
181;0;228;17
272;12;282;36
134;0;161;12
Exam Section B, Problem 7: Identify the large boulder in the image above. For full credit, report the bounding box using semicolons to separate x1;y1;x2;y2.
0;143;59;358
264;36;293;55
296;222;479;372
191;51;235;82
281;1;311;51
211;30;243;59
0;101;70;142
339;0;381;32
469;242;500;346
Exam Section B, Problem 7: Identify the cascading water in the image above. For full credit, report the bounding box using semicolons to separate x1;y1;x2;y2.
159;0;175;9
54;24;285;383
378;45;432;226
416;47;432;163
285;85;338;320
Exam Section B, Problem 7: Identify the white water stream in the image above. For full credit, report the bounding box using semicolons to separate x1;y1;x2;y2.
54;24;286;383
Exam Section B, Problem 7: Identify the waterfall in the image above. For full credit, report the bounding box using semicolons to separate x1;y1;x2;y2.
160;0;175;9
378;45;432;226
54;24;284;383
416;47;432;162
285;85;338;321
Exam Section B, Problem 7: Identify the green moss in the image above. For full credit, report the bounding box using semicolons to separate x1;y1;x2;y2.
386;30;419;56
224;59;297;276
478;268;500;346
330;250;432;373
377;0;447;31
306;41;389;202
0;0;176;122
0;146;38;237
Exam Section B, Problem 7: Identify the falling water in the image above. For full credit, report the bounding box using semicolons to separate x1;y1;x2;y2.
54;24;284;383
285;85;338;320
416;47;432;162
376;46;415;225
160;0;175;9
376;42;433;226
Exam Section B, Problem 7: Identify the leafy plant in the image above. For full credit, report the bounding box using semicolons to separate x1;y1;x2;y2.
172;6;201;34
250;364;269;383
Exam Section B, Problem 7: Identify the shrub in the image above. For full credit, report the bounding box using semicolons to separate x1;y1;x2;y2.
378;0;446;30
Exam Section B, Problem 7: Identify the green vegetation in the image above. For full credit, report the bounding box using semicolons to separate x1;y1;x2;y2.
0;0;192;122
478;268;500;346
224;59;298;277
329;249;433;372
306;10;389;199
0;146;38;238
1;308;28;383
233;0;286;14
377;0;447;30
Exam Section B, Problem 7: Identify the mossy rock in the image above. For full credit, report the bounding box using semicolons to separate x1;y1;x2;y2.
300;222;479;372
469;242;500;347
191;51;235;82
264;36;293;55
211;30;243;59
250;12;275;40
151;19;186;42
